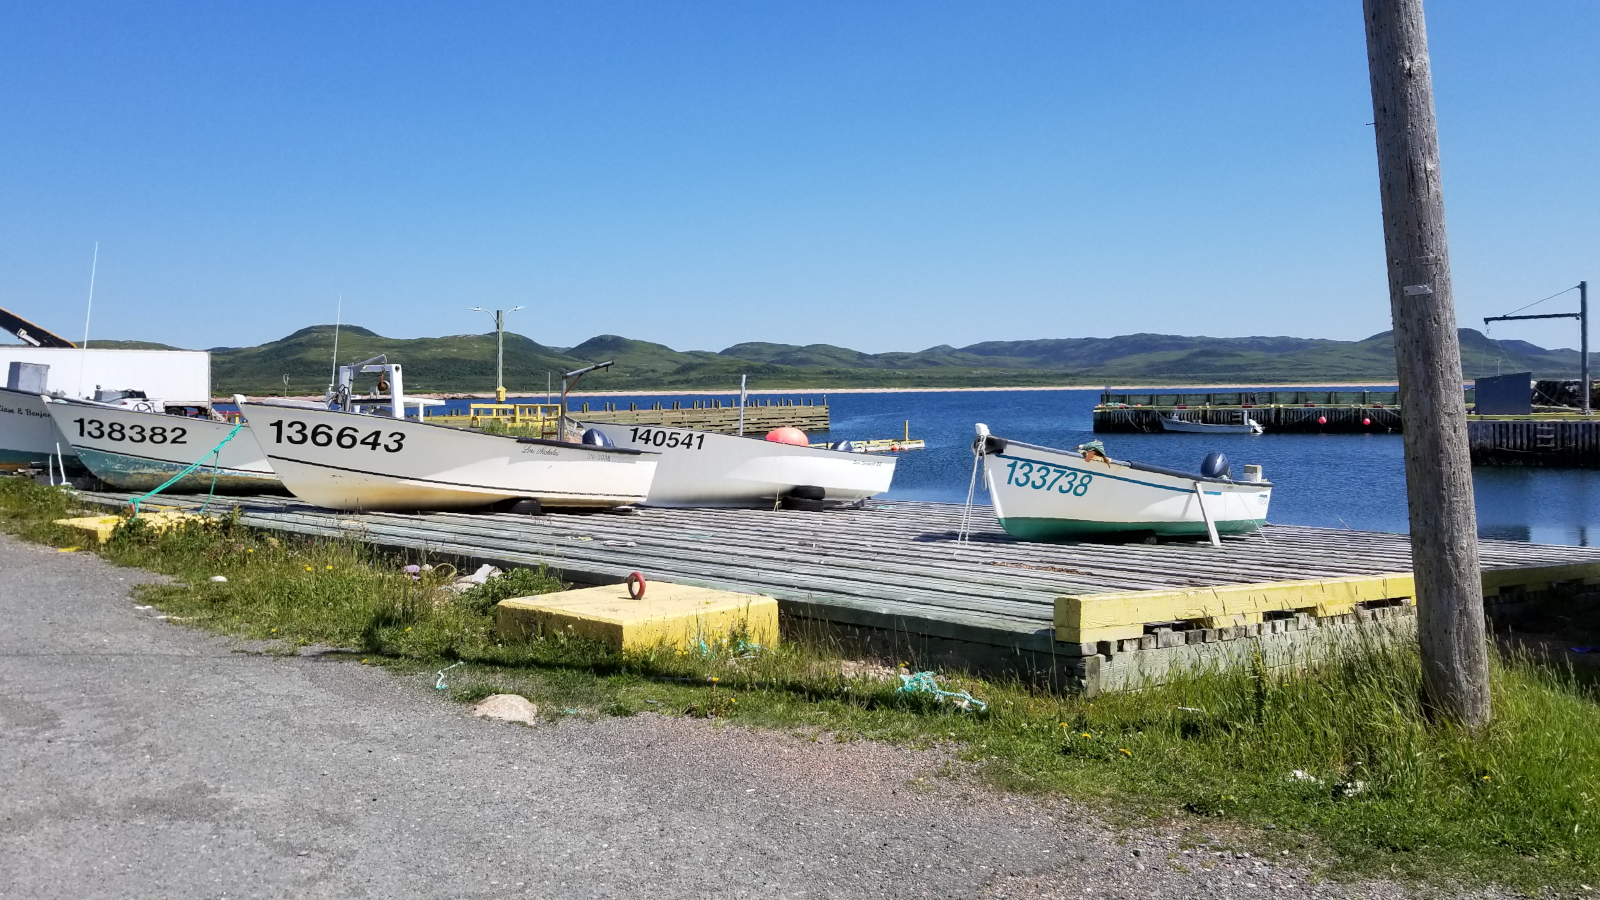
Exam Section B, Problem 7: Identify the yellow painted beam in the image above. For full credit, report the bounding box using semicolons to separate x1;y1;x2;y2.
1057;559;1600;645
52;511;207;545
1057;573;1414;644
496;581;778;653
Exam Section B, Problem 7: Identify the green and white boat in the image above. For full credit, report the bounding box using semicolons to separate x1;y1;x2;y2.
975;424;1272;542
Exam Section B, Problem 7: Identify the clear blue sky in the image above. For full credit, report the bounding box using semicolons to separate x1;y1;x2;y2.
1;2;1595;354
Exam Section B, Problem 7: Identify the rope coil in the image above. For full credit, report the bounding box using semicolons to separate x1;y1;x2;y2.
897;671;987;712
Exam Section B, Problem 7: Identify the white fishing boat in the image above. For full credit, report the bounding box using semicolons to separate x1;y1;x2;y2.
0;305;212;470
43;396;281;492
975;424;1272;542
239;356;657;511
1158;414;1264;435
582;421;898;507
0;387;69;470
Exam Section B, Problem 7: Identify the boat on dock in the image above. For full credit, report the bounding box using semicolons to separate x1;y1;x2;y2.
0;305;212;471
582;421;897;507
240;356;657;511
1158;414;1264;434
43;396;282;493
975;424;1272;541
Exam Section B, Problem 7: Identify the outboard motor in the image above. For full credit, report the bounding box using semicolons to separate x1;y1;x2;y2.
1200;451;1230;479
581;428;615;448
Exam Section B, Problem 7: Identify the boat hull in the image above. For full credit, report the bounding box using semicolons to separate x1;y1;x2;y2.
0;388;77;470
983;439;1271;541
241;403;657;511
44;399;282;492
583;422;897;507
1158;416;1261;435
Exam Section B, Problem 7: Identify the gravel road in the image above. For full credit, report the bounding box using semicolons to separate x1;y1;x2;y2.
0;533;1498;899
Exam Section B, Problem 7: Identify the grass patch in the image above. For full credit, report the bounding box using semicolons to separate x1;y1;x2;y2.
5;475;1599;891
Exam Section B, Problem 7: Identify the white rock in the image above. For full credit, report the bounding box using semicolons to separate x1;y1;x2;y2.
209;575;228;583
470;694;538;726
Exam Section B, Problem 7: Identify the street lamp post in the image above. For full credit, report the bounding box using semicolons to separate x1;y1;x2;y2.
469;306;524;402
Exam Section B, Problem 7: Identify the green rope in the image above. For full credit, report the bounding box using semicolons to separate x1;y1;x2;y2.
897;671;987;712
129;422;244;518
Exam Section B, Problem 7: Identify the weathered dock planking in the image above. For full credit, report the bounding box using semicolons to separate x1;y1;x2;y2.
77;492;1600;692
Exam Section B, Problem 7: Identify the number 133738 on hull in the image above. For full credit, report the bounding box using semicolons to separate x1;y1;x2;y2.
975;425;1272;542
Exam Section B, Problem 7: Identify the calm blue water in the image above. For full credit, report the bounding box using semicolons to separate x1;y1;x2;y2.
425;389;1600;547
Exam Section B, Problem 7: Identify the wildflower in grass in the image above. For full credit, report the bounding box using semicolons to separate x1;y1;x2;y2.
325;565;333;570
405;627;412;632
1118;748;1131;757
1082;733;1091;738
304;566;312;571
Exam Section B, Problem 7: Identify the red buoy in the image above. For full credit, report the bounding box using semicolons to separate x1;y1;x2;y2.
765;426;809;446
1317;416;1328;425
1363;418;1371;426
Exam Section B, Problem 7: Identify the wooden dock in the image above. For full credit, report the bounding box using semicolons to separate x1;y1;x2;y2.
428;398;830;435
1095;390;1403;434
1468;415;1600;467
80;492;1600;692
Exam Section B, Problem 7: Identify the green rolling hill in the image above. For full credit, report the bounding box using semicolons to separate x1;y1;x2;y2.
88;325;1595;394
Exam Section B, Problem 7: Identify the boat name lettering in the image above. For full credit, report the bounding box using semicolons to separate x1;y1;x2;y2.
628;427;706;450
268;420;405;453
73;417;189;445
1004;459;1094;496
522;446;559;456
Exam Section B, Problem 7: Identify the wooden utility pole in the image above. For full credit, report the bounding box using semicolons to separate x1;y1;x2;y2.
1363;0;1491;726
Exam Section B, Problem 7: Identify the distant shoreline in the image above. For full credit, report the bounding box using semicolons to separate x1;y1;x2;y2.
440;381;1404;399
216;381;1407;404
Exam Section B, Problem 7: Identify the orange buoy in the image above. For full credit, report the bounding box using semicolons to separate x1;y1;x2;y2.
765;426;808;446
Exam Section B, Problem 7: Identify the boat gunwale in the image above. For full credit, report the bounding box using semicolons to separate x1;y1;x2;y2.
580;419;901;465
989;435;1275;489
238;400;656;458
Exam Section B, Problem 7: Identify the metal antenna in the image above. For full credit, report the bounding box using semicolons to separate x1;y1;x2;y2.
77;242;98;398
329;295;342;395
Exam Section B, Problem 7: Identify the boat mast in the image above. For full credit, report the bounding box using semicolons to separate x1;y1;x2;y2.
77;242;98;398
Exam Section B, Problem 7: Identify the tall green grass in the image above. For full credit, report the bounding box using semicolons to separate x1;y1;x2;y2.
4;475;1598;890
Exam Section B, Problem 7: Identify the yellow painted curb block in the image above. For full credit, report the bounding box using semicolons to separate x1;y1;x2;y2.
52;511;208;545
496;581;778;653
1056;559;1600;644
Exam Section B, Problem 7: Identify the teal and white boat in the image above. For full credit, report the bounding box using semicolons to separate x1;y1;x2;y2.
43;396;282;493
975;424;1272;542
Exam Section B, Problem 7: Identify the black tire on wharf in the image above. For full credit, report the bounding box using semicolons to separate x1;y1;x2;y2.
781;496;826;512
788;485;826;501
506;499;544;516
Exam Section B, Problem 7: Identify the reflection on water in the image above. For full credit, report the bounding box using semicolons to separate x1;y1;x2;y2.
489;388;1600;547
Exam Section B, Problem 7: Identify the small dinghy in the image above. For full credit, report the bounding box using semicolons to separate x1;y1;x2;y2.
974;424;1272;542
44;396;282;492
1158;414;1264;434
582;421;898;507
239;356;657;512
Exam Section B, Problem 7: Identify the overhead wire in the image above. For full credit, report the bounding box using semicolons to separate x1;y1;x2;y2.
1483;284;1582;376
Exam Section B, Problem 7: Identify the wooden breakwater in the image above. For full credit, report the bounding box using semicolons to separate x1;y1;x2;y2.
81;492;1600;694
1095;389;1403;434
430;397;830;435
1469;416;1600;467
